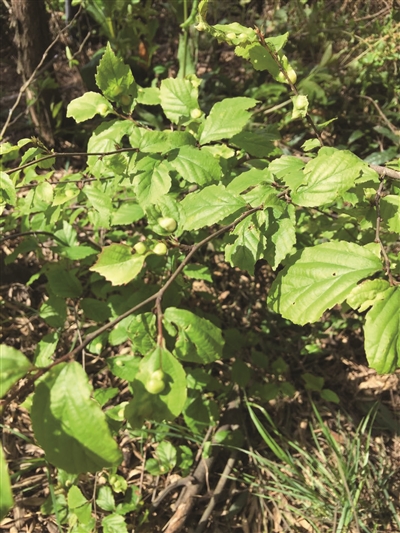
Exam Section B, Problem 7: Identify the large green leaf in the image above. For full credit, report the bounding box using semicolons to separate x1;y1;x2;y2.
180;184;246;231
45;265;82;298
66;92;113;123
0;345;31;398
31;362;122;473
199;97;258;145
90;244;146;286
0;446;13;520
163;307;224;363
364;286;400;373
291;149;367;207
268;241;382;325
159;78;199;124
263;209;296;270
125;346;187;428
169;146;221;186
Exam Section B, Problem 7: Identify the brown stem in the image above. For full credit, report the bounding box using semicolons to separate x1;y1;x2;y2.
374;176;395;285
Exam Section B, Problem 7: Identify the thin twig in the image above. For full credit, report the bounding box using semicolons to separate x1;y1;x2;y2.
359;95;400;136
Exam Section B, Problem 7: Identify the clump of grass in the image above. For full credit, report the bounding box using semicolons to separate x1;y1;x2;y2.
242;400;399;533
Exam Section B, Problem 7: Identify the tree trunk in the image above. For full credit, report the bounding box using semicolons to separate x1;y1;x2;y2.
10;0;57;146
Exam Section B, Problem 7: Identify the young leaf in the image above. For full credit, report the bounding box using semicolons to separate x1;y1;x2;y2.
66;92;114;123
268;241;383;325
364;286;400;374
90;244;146;286
0;446;13;520
163;307;224;363
31;362;122;473
102;513;129;533
180;184;246;231
95;42;137;102
159;78;199;124
199;97;258;145
0;345;31;398
380;195;400;233
291;149;367;206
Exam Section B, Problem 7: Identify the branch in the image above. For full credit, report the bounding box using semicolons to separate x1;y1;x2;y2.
0;206;262;412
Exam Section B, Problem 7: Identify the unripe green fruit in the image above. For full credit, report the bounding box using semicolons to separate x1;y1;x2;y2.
151;369;165;381
145;372;166;394
134;242;147;255
226;32;236;40
97;103;110;116
120;94;132;107
158;217;177;232
153;242;168;256
277;68;297;85
190;108;202;119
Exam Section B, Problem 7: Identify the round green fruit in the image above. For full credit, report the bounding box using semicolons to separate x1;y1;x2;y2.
151;369;165;381
153;242;168;256
134;242;147;255
158;217;177;233
145;377;165;395
120;94;132;107
190;108;202;119
277;68;297;85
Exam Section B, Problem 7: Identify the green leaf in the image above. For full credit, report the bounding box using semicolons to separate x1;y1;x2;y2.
31;362;122;473
291;149;366;207
95;43;137;102
87;120;133;178
163;307;224;363
133;156;171;206
183;264;213;282
66;92;114;123
90;244;146;286
0;171;16;206
347;279;391;313
39;296;67;328
125;346;186;428
45;266;82;298
263;209;296;270
364;286;400;373
96;486;115;512
380;194;400;233
268;241;382;325
0;446;13;521
102;513;129;533
227;168;273;195
230;131;275;157
180;184;246;231
34;332;59;368
199;97;258;145
81;298;111;322
111;203;144;226
225;212;267;274
269;155;305;190
0;345;31;398
126;313;157;354
159;78;199;124
84;183;113;226
169;146;221;186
